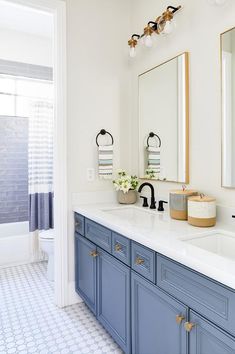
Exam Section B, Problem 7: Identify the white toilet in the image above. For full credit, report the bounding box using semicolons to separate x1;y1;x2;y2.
39;229;54;281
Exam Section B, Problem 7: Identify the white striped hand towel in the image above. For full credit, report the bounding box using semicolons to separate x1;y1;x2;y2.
147;146;161;176
98;145;113;179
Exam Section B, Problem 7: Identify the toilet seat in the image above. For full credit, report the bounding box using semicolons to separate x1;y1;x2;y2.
39;229;54;240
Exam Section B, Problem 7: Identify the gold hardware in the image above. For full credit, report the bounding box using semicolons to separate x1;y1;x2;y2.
176;315;185;325
75;221;80;227
89;250;98;258
135;257;145;265
144;24;154;36
128;38;137;48
115;243;122;252
184;322;195;332
154;16;162;34
162;8;174;22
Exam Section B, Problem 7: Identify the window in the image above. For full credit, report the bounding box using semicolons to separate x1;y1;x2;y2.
0;74;53;117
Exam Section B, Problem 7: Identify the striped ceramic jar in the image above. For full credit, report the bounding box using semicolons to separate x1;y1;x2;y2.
188;195;216;227
169;190;198;220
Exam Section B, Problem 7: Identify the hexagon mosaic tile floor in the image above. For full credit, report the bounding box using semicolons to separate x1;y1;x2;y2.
0;262;123;354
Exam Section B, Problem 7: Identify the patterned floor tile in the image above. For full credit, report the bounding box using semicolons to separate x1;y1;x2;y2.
0;262;123;354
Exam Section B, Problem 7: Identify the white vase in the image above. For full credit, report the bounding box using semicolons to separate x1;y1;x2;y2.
117;190;137;204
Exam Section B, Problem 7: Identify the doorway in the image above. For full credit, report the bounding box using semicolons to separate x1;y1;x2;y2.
0;0;67;308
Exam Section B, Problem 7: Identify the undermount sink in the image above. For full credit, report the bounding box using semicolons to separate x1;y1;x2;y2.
182;231;235;261
102;206;162;228
103;206;156;218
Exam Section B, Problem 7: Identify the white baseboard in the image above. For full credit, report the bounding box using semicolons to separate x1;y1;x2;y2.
68;281;83;306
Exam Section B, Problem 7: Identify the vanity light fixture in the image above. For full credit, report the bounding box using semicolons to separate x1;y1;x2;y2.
144;24;154;47
128;34;140;58
128;5;181;58
158;8;176;35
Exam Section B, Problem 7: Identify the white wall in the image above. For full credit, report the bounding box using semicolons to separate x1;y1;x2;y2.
129;0;235;207
0;27;52;66
67;0;131;281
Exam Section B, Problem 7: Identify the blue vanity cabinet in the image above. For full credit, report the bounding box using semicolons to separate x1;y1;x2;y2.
131;271;188;354
75;233;97;315
97;248;131;354
85;219;112;252
74;212;235;354
157;254;235;336
189;311;235;354
74;213;85;236
131;241;155;282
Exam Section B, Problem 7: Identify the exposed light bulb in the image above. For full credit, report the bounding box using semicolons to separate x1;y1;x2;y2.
129;46;136;58
161;19;175;35
145;35;153;48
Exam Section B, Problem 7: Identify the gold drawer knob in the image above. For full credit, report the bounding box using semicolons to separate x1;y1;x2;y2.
135;257;145;265
184;322;195;332
176;315;185;325
89;250;98;258
115;243;122;252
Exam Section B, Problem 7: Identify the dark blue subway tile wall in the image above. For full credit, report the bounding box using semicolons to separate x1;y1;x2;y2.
0;116;29;224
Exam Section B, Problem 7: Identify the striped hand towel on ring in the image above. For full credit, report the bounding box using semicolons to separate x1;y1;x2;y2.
147;146;161;176
98;145;113;179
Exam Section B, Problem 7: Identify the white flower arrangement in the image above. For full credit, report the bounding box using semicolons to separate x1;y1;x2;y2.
113;170;139;194
145;168;158;179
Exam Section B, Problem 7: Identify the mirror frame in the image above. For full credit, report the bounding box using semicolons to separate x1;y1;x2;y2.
220;27;235;189
138;52;190;184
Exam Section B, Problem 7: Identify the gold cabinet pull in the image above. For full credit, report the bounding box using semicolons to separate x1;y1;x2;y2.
135;257;145;265
89;250;98;258
176;315;185;325
184;322;195;332
115;243;122;252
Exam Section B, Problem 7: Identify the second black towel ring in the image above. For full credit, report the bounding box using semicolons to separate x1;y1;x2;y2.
96;129;114;147
147;132;161;148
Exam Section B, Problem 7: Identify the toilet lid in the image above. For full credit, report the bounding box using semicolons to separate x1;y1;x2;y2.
39;229;54;240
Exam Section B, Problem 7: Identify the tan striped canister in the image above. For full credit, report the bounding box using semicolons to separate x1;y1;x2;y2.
188;195;216;227
169;190;198;220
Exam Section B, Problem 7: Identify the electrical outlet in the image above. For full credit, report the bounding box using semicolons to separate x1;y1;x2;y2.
87;168;95;182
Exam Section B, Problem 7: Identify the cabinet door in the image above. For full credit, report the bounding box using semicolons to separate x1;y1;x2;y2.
75;233;97;314
189;311;235;354
97;249;131;354
132;271;187;354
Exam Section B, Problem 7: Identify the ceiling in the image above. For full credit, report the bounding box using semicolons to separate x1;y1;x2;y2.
0;1;53;38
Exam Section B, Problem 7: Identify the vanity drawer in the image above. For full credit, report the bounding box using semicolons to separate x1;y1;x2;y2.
112;232;131;266
157;255;235;336
131;242;155;282
85;219;112;252
74;213;85;236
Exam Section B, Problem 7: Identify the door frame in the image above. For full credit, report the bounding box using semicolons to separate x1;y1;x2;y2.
2;0;68;307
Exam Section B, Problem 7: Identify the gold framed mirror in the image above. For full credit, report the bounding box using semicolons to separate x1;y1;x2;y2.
221;27;235;188
138;52;189;183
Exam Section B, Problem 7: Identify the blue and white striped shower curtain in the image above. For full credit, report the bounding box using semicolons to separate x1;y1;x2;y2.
29;100;54;232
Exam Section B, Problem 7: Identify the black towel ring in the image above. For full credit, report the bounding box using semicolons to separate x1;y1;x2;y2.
96;129;114;147
147;132;161;148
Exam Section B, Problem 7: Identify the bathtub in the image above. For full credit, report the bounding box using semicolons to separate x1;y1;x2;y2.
0;221;40;268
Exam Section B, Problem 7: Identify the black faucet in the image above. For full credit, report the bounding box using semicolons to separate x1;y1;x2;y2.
138;182;156;209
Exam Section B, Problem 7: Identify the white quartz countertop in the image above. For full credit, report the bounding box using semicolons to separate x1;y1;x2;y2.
73;202;235;290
